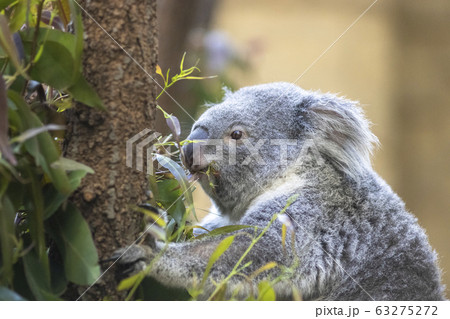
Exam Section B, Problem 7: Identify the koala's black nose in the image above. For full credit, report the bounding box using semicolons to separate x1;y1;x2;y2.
183;127;209;171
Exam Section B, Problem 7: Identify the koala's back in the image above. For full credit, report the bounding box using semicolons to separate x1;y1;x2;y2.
319;172;443;300
241;165;445;301
327;173;445;300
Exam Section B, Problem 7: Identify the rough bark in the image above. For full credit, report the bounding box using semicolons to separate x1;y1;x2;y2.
64;0;158;300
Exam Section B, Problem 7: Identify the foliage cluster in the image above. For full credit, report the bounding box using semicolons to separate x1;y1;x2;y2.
0;0;298;301
0;0;103;300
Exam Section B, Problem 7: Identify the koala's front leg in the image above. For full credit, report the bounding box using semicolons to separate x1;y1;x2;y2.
155;237;252;288
114;232;274;298
112;244;153;281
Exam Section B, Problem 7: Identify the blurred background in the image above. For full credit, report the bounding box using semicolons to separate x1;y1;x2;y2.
156;0;450;296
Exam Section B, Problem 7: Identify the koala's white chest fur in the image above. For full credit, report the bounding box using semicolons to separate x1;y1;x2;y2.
248;174;304;211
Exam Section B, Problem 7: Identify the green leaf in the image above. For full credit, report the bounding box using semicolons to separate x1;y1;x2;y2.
10;124;65;144
165;218;176;239
0;195;16;285
8;91;72;194
67;74;105;110
29;40;75;89
194;225;252;240
49;253;68;296
250;262;278;280
68;0;83;83
201;235;235;286
20;28;77;59
10;261;34;300
156;106;181;140
117;272;145;291
0;0;15;11
24;165;48;267
47;203;100;285
0;14;26;78
0;286;26;301
0;76;16;165
22;250;59;300
0;157;19;183
19;27;103;109
135;205;166;228
167;200;185;229
257;281;276;301
8;0;29;32
55;0;71;27
156;178;184;226
155;64;164;81
155;154;196;220
43;170;91;219
179;52;187;72
50;157;94;174
156;105;171;119
20;27;80;88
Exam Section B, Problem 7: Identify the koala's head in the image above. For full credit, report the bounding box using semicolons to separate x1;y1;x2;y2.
183;82;378;218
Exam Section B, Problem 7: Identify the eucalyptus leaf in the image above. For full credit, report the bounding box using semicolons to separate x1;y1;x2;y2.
257;281;276;301
55;0;71;27
20;28;77;60
117;272;144;291
44;170;91;219
201;235;235;286
29;40;75;89
68;0;83;82
0;0;15;11
67;73;105;110
8;91;72;194
0;14;25;75
8;0;28;32
22;250;58;300
0;195;16;285
49;253;68;295
47;203;100;285
25;166;48;267
194;225;252;240
50;157;94;174
0;76;16;165
250;262;278;280
156;178;185;226
10;124;65;144
155;154;196;220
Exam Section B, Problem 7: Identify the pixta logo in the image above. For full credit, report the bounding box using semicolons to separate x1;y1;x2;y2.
126;129;161;175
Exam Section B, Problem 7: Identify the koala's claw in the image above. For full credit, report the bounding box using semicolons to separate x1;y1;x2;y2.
112;244;153;281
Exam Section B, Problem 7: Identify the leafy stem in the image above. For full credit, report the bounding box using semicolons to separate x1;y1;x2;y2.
124;244;168;301
155;52;215;100
205;194;299;300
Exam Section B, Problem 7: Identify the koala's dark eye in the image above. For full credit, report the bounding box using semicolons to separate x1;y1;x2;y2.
231;130;243;140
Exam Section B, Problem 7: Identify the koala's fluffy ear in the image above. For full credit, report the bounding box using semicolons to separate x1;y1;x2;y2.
222;86;234;99
301;93;379;180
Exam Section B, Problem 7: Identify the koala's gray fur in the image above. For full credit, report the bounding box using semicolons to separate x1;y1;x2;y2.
117;82;445;300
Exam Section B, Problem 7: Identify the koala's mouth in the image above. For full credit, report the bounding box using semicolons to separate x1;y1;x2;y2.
188;164;220;183
188;168;207;178
187;166;206;180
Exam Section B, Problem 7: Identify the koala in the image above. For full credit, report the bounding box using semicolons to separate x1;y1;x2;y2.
116;82;445;300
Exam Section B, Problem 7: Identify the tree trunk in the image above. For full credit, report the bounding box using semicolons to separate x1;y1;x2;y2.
64;0;158;300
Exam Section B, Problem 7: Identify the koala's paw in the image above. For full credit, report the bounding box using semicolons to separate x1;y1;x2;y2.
112;244;153;281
